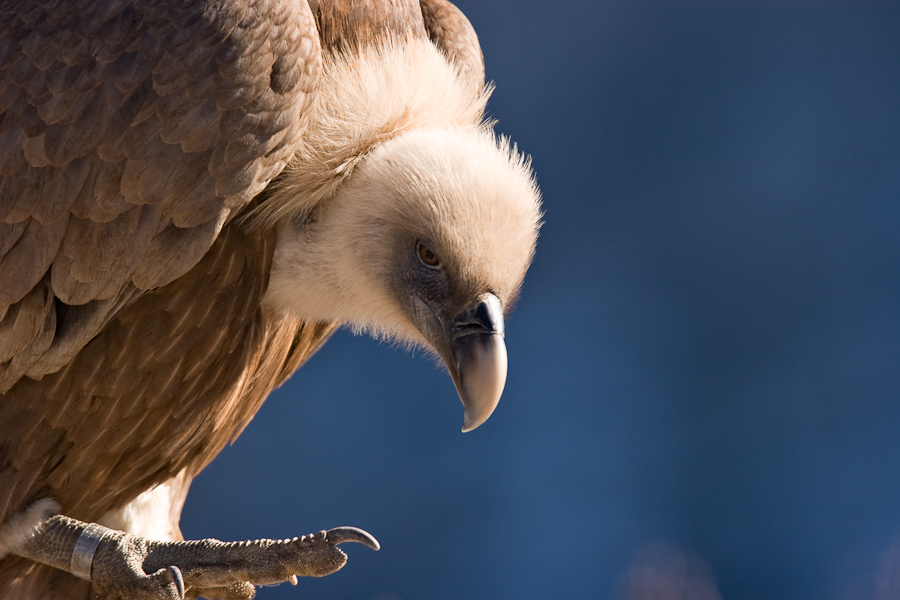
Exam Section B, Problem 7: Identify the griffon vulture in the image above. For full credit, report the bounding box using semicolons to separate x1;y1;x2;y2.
0;0;541;598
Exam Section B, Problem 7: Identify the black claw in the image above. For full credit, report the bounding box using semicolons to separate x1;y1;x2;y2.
324;527;380;551
168;565;185;600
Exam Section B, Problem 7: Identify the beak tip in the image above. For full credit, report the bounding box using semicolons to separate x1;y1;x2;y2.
461;411;487;433
454;332;508;433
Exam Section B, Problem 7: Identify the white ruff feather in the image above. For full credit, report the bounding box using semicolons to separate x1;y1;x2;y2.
0;498;59;560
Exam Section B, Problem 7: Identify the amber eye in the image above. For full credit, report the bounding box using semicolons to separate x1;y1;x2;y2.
417;241;442;269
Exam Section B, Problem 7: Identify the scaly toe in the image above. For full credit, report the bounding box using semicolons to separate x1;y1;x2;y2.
190;581;256;600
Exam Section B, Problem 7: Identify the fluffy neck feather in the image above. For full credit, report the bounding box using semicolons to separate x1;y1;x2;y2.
250;35;491;227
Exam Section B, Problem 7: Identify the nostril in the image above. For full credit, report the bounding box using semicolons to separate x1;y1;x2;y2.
452;293;505;337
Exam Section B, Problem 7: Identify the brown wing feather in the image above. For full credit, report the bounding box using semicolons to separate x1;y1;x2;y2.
419;0;485;88
0;0;322;389
305;0;483;88
307;0;428;51
0;215;68;306
0;276;53;365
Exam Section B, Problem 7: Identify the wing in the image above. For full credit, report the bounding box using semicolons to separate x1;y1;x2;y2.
0;0;322;391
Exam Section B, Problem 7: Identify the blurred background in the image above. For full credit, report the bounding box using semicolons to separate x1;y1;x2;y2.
182;2;900;599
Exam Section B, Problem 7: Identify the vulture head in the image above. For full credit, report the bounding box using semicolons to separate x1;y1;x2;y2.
260;38;542;432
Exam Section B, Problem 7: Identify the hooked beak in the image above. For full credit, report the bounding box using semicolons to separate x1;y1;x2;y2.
416;293;508;432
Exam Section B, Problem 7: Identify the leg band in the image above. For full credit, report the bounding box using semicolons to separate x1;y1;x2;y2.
71;522;113;580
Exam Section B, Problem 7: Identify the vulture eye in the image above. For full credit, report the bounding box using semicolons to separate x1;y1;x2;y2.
417;241;442;269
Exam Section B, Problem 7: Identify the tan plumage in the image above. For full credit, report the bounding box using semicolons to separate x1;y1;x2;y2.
0;1;541;598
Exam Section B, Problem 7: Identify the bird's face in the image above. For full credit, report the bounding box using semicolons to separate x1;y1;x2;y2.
384;227;512;432
267;125;540;431
335;126;541;430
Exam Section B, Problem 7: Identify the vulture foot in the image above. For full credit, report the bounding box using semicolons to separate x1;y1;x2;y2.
15;512;379;599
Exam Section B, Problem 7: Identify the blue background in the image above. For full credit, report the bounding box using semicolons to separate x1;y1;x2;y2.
182;3;900;599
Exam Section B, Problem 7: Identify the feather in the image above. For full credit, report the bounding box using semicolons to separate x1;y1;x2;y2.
0;79;21;118
5;54;36;88
32;155;92;224
19;62;50;105
132;210;226;289
120;148;173;206
120;111;162;161
99;3;134;47
158;96;217;146
159;149;214;212
0;278;55;393
34;79;97;128
165;174;223;229
0;220;26;259
0;127;25;177
91;159;129;213
101;78;154;147
110;50;150;95
0;215;67;305
0;499;59;561
419;0;485;90
43;100;111;165
21;133;51;168
0;168;35;222
51;204;144;304
308;0;427;51
0;277;54;363
213;150;266;200
23;284;140;382
95;203;162;299
1;164;46;223
69;160;127;223
44;62;80;96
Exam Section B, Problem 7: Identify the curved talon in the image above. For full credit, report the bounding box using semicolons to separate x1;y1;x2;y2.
143;565;186;600
324;526;380;551
168;565;185;600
